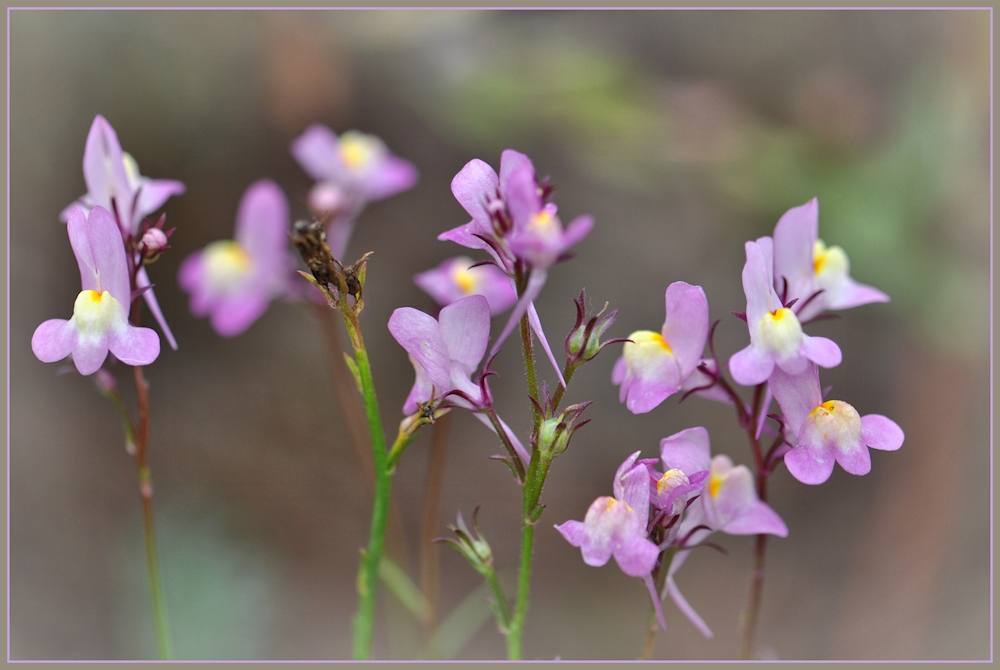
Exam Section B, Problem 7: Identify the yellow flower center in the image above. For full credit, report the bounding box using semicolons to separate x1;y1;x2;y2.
813;240;849;278
656;468;687;494
708;471;723;499
805;399;862;451
73;290;122;335
451;264;477;294
754;307;803;357
338;131;384;173
203;240;252;293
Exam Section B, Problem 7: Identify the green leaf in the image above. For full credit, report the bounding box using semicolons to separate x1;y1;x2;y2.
379;556;430;623
343;353;363;395
426;572;514;660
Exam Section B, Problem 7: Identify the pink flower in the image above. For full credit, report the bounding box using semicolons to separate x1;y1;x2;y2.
772;198;889;322
413;256;517;316
729;238;842;386
32;206;159;375
290;125;417;259
178;180;294;337
388;295;528;463
769;363;904;485
612;282;709;414
59;115;186;351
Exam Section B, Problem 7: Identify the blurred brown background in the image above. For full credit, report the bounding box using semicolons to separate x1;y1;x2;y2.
9;9;990;660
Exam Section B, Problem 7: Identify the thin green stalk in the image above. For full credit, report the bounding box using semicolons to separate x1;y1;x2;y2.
483;563;512;631
342;306;392;660
641;547;675;660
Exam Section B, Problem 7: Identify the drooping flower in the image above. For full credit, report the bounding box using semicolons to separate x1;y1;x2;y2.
772;198;889;323
59;115;186;351
388;294;528;463
769;363;904;485
178;180;294;337
290;124;418;259
612;282;709;414
729;238;842;387
413;256;517;316
32;206;160;375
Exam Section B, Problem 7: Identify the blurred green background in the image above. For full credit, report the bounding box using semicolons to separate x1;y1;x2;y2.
9;9;990;660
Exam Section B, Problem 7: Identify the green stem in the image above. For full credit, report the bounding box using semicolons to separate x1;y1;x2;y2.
547;361;577;411
341;303;392;661
483;562;512;631
641;547;675;660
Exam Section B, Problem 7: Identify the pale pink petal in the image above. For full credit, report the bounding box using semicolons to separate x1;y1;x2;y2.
768;364;822;436
234;180;290;272
526;298;567;389
826;277;890;311
861;414;904;451
643;574;667;631
438;295;490;373
387;307;452;393
498;149;533;189
613;532;658;578
71;334;112;376
554;519;586;547
108;324;160;366
135;178;186;221
32;319;76;364
138;268;178;350
772;198;818;298
742;240;779;326
363;155;418;200
834;440;872;476
82;115;130;214
209;293;270;338
659;426;712;475
611;356;627;386
504;165;542;229
729;343;775;387
473;412;530;464
67;206;129;304
721;499;788;537
666;574;714;639
783;444;836;485
800;334;842;369
661;282;709;378
290;124;341;181
450;158;499;231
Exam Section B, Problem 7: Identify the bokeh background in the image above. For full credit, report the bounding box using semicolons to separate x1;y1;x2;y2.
9;9;991;661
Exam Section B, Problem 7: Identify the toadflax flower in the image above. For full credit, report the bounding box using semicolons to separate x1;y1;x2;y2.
32;206;160;375
413;256;517;316
290;124;418;259
772;198;888;323
178;180;294;337
60;115;186;351
440;150;592;387
612;281;709;414
729;238;842;387
769;363;904;485
388;294;528;463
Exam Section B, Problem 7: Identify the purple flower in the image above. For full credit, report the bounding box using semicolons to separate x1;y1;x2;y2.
661;427;787;538
290;125;418;259
555;451;660;577
413;256;517;316
611;282;709;414
178;180;293;337
728;238;842;387
32;206;160;375
769;363;904;485
772;199;889;322
60;115;186;351
440;150;592;388
388;294;528;463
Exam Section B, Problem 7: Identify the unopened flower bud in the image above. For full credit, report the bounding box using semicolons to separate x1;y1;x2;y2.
139;227;169;264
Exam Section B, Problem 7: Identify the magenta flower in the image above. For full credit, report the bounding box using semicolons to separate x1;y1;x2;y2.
769;363;904;485
290;125;417;259
413;256;517;316
611;282;709;414
178;180;293;337
32;206;160;375
59;115;186;351
729;238;842;387
388;294;528;463
772;198;889;322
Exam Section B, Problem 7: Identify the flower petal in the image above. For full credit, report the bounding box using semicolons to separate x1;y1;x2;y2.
108;324;160;366
32;319;76;364
388;307;452;394
498;149;533;189
438;295;490;374
783;443;836;485
290;124;341;181
82;115;130;215
721;499;788;537
768;363;823;436
67;206;129;306
234;180;290;276
772;198;819;301
800;334;842;369
209;293;271;338
138;268;178;350
834;439;872;476
861;414;904;451
666;572;714;639
661;282;709;378
613;532;659;578
135;178;186;222
660;426;712;475
363;155;418;201
554;519;586;547
728;343;775;387
504;165;542;229
450;158;499;231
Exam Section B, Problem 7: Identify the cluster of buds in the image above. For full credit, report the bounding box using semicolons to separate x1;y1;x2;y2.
534;401;592;459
